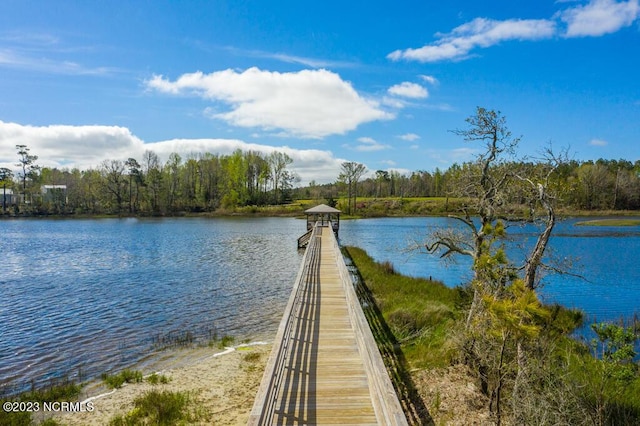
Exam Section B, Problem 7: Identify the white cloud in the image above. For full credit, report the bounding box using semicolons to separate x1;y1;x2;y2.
145;67;393;139
388;1;639;64
420;75;439;85
559;0;640;37
388;17;556;62
399;133;420;141
589;138;609;146
353;137;391;152
381;96;407;109
0;121;345;185
387;82;429;99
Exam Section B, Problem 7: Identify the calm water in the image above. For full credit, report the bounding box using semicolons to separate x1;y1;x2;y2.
1;216;639;394
339;217;640;322
0;217;303;394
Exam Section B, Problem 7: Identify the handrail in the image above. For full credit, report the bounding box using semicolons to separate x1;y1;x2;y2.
331;231;409;425
297;228;313;248
248;225;321;425
248;226;407;425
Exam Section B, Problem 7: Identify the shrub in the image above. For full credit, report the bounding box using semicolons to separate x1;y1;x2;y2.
109;390;193;426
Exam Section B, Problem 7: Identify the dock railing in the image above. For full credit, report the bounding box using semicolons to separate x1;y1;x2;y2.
248;225;322;425
330;228;408;425
248;223;407;425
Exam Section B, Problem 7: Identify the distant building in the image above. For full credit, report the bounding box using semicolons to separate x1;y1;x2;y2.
41;185;68;204
1;188;18;207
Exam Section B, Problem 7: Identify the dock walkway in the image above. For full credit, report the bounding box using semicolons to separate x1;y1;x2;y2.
248;224;407;425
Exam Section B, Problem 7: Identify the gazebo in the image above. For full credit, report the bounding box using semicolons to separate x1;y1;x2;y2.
298;204;341;248
304;204;341;234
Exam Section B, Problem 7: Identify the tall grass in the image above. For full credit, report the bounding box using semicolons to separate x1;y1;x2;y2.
344;246;461;369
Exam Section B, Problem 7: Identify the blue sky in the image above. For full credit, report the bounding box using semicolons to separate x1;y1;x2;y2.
1;0;639;184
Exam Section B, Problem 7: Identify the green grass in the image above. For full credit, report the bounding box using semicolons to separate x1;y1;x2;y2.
145;373;170;385
109;390;199;426
20;380;82;403
0;380;82;426
575;218;640;226
101;369;143;389
344;246;461;369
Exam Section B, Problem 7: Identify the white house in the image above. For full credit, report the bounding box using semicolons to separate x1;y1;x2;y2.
41;185;68;203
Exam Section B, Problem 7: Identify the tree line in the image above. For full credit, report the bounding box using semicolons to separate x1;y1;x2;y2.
1;147;296;215
1;140;639;216
299;157;640;213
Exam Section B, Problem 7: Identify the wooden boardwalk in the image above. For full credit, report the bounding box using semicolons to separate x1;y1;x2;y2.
248;224;407;425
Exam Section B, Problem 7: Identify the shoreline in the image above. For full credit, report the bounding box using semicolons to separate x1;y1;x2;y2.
45;342;271;425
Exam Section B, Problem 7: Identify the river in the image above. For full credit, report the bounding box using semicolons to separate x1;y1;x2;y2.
1;216;638;394
339;216;640;323
0;217;303;395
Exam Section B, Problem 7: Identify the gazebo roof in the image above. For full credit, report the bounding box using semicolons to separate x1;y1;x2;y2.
304;204;341;214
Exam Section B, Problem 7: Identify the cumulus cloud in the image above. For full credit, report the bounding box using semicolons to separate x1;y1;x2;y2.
388;17;556;62
559;0;640;37
387;82;429;99
0;121;145;169
145;67;393;139
0;121;345;185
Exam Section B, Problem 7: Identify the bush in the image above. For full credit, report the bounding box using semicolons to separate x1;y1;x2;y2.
109;390;194;426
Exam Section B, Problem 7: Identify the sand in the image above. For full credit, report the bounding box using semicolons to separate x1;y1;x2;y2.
46;342;271;425
42;342;490;425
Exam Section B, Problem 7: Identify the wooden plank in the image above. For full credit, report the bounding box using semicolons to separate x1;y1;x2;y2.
248;225;408;425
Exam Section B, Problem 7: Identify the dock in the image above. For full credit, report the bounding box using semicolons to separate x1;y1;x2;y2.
248;223;407;425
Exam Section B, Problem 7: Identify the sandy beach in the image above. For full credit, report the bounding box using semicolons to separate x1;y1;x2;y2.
47;342;271;425
40;340;491;425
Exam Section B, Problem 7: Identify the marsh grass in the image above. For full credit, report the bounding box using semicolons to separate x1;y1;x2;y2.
575;218;640;227
343;246;463;424
344;246;461;369
23;380;81;403
151;330;196;349
151;326;236;351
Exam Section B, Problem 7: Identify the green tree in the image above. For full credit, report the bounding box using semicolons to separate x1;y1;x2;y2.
423;108;569;424
338;161;366;215
15;144;40;206
165;153;182;212
142;150;162;214
100;159;126;213
577;322;640;426
375;170;390;197
125;158;142;214
0;167;13;212
268;151;293;204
